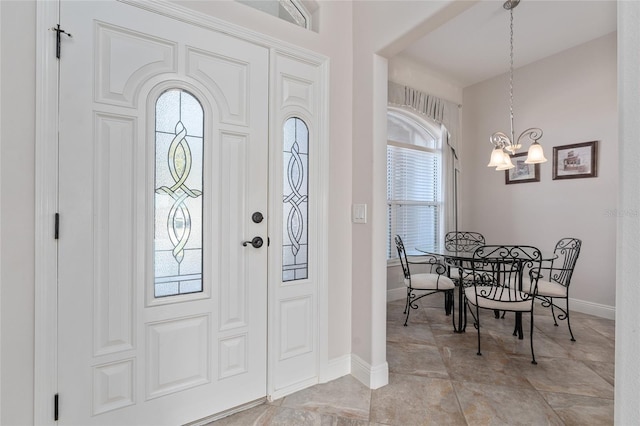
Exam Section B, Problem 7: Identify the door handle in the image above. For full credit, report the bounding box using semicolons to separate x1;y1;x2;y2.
242;236;264;248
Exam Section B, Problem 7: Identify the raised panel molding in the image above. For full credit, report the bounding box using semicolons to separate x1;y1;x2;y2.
146;315;210;399
281;74;313;113
94;113;136;356
93;359;136;415
218;334;248;379
186;46;249;126
219;132;248;331
279;297;313;360
95;22;177;108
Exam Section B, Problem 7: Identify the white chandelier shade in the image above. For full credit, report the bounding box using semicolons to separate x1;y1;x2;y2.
525;141;547;164
495;153;515;171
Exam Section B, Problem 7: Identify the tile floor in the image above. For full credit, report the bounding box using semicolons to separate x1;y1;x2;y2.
210;296;614;425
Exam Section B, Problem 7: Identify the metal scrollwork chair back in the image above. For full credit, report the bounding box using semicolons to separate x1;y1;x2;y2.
444;231;486;283
444;231;486;252
395;235;455;327
527;237;582;341
466;245;543;364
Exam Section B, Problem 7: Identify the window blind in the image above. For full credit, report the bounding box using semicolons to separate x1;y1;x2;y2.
387;144;441;258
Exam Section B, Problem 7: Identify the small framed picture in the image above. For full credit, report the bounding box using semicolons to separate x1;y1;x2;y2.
552;141;598;180
505;152;540;184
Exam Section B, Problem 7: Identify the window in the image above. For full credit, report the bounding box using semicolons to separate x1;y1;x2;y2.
154;89;204;297
283;117;309;281
387;109;443;259
237;0;313;30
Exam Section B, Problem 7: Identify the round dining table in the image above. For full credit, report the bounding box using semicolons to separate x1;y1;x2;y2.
415;246;558;336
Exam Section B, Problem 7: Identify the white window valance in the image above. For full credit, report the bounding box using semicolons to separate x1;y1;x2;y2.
388;81;461;166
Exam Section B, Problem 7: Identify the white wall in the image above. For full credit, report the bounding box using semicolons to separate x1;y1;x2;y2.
388;54;463;106
0;2;3;421
616;1;640;422
351;0;465;387
0;1;36;424
461;33;617;315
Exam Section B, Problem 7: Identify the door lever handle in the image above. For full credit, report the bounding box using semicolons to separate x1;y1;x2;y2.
242;236;264;248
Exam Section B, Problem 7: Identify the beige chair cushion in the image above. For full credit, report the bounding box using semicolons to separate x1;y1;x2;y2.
464;286;533;311
449;268;477;280
525;279;567;298
406;273;455;291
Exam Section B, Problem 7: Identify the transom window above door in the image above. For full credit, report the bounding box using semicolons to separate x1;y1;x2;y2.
236;0;317;31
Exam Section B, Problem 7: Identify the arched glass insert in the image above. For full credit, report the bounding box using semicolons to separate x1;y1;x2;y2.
154;89;204;297
283;117;309;281
237;0;311;29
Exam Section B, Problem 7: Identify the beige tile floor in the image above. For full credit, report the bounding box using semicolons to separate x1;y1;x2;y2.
210;296;614;425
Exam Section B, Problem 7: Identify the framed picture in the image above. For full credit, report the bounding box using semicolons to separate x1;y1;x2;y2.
505;152;540;184
552;141;598;180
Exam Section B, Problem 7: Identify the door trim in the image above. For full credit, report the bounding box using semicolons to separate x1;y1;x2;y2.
34;1;329;424
34;1;60;423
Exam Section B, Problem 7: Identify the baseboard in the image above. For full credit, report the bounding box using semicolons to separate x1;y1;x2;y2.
350;354;388;390
319;354;351;384
568;297;615;320
268;354;355;400
269;376;319;401
185;398;266;425
387;287;405;302
390;287;614;320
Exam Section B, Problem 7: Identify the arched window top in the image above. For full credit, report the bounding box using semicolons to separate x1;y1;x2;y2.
388;109;441;151
284;116;309;153
156;89;203;137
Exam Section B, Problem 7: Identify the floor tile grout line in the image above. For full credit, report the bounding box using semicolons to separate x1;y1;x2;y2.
213;300;612;425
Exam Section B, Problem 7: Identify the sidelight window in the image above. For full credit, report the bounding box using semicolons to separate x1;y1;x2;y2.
283;117;309;281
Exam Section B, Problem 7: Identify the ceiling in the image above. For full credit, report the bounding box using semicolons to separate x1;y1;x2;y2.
399;0;617;88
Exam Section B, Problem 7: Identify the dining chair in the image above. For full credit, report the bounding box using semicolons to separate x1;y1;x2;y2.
444;231;485;252
525;237;582;341
444;231;486;282
395;235;455;326
465;245;543;364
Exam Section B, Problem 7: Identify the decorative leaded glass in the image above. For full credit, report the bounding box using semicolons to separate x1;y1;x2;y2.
283;117;309;281
154;89;204;297
237;0;309;29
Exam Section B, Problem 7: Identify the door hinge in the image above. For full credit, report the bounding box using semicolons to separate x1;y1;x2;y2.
54;393;59;421
55;213;60;240
50;24;72;59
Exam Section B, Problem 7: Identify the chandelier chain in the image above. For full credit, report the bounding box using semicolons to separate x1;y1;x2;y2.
487;0;546;170
509;6;515;143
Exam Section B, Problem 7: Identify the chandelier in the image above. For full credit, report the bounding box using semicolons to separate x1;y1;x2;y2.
487;0;547;171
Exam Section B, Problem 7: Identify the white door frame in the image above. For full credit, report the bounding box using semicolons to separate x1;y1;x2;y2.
34;1;329;424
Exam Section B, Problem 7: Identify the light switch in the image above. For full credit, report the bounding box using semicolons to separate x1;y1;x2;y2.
352;204;367;224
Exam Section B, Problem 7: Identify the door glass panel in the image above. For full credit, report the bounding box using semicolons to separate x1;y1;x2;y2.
283;117;309;281
154;89;204;297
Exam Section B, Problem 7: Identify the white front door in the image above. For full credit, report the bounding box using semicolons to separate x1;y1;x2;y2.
57;1;268;424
